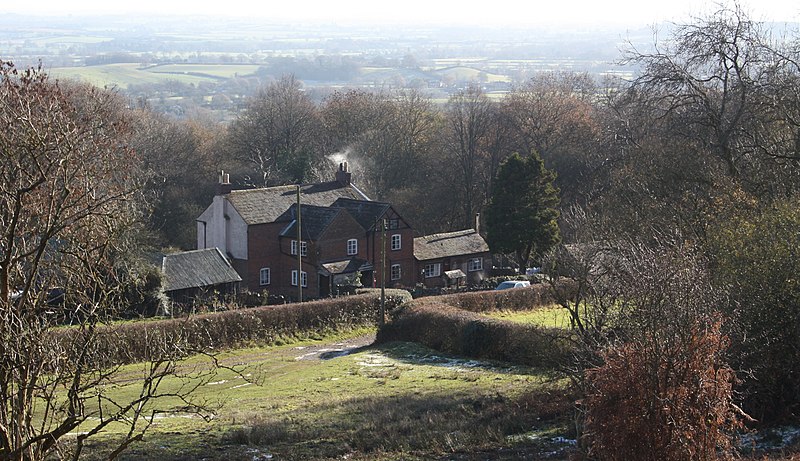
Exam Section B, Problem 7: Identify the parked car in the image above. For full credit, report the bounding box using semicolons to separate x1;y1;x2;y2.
494;280;531;290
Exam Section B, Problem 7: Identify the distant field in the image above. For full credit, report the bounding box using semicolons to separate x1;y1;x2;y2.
145;63;260;78
47;63;260;89
433;65;511;83
37;35;113;45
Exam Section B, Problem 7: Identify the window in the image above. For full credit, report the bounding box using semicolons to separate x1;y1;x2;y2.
391;234;401;251
291;240;308;256
424;263;441;278
387;218;399;230
259;267;271;286
468;257;483;272
391;264;401;281
347;238;358;256
291;270;308;287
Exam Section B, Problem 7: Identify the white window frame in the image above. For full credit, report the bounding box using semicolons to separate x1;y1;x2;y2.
391;264;401;281
468;257;483;272
424;263;441;278
291;240;308;256
259;267;271;286
291;270;308;287
391;234;401;251
347;238;358;256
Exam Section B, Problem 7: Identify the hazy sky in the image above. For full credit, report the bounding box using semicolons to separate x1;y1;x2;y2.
3;0;799;26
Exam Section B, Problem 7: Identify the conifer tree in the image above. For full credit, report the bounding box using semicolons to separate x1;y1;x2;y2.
485;151;560;271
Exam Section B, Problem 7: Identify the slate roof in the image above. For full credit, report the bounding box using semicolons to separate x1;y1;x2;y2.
413;229;490;261
330;198;391;230
277;204;349;240
320;258;374;276
226;181;369;225
162;248;242;292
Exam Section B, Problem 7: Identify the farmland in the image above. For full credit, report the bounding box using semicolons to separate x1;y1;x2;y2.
47;63;261;89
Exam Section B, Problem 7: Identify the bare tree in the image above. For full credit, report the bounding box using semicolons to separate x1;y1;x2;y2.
227;75;322;185
0;62;212;460
445;85;496;228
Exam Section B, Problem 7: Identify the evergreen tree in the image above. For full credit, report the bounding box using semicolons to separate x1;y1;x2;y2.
485;151;560;271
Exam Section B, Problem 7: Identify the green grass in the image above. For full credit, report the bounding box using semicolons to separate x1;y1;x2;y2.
73;328;574;460
484;304;573;329
145;64;260;78
47;63;258;89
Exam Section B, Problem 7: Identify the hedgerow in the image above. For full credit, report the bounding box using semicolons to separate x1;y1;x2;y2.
433;281;570;313
56;290;411;366
376;296;571;368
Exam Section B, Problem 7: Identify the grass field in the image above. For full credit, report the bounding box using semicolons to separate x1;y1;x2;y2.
484;304;573;329
76;327;575;460
46;63;260;89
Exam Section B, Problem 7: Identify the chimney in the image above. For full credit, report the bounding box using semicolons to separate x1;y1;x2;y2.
216;170;232;195
335;161;351;186
475;212;481;235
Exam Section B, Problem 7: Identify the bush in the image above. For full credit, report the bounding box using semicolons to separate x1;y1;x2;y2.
583;320;739;461
708;200;800;422
376;299;571;368
571;242;742;460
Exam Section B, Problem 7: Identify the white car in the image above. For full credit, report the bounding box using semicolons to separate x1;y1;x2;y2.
494;280;531;290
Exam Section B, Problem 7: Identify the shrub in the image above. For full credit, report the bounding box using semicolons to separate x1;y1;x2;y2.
376;299;571;368
583;320;739;461
708;200;800;422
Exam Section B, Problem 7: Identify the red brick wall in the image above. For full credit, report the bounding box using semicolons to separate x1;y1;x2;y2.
316;213;367;263
369;209;416;289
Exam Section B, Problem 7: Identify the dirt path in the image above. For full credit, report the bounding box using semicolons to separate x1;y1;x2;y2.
292;332;377;361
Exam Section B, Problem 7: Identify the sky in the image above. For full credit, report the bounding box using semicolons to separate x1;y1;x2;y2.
2;0;799;27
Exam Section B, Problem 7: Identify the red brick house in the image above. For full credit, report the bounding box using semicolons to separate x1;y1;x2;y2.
196;165;415;300
413;229;491;288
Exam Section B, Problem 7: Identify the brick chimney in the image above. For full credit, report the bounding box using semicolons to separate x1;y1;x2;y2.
475;212;481;235
216;170;232;195
335;162;351;186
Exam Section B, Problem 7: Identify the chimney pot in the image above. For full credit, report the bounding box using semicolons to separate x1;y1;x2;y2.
216;170;233;195
335;161;352;186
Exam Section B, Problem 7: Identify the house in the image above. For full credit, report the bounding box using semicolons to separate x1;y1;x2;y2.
162;247;242;306
195;164;416;300
413;229;491;288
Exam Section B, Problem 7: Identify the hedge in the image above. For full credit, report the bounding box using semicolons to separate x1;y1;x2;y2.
376;299;571;368
56;289;413;366
433;282;561;313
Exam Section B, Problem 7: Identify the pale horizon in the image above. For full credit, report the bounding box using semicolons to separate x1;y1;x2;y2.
2;0;799;27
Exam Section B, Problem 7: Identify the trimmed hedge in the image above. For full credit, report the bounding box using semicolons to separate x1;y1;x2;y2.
433;283;559;313
376;299;571;368
56;289;412;366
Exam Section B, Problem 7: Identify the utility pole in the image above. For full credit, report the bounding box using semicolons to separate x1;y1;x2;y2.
297;185;302;303
380;218;386;327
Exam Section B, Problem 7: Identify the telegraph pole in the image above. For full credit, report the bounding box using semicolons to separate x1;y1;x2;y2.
380;218;386;327
297;185;302;303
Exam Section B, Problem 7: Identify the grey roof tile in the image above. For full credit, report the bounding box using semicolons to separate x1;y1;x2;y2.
162;248;242;292
413;229;490;261
226;181;368;225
